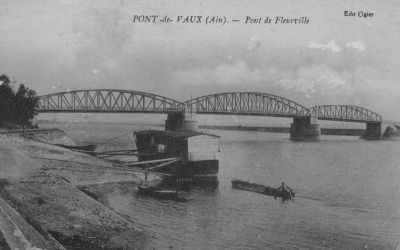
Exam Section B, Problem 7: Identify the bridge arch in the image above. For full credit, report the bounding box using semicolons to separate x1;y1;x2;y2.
183;92;310;117
309;105;382;123
38;89;183;113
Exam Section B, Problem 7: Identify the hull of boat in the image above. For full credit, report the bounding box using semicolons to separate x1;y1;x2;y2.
55;144;97;151
231;179;295;199
149;160;219;177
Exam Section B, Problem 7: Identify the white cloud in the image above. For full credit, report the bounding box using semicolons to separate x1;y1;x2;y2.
92;69;100;74
275;64;349;98
277;78;316;98
308;40;341;52
317;74;346;89
174;60;270;86
174;62;350;99
345;41;366;51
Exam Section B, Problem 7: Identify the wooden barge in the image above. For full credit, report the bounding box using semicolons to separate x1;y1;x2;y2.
231;179;295;200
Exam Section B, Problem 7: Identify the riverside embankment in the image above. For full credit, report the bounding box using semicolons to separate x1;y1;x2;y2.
0;129;151;249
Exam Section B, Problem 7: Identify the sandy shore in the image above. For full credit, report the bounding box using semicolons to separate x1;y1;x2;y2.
0;130;152;249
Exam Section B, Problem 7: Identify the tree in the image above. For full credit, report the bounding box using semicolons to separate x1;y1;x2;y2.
0;75;14;124
0;74;39;129
14;84;39;129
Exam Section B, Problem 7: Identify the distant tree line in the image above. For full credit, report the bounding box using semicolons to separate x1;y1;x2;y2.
0;74;39;129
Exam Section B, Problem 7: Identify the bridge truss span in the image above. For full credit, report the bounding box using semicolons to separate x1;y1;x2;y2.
38;89;183;113
183;92;310;117
310;105;382;123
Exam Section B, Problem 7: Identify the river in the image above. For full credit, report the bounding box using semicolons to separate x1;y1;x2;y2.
40;120;400;249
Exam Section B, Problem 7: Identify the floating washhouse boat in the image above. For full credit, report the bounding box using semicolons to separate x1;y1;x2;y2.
231;179;295;200
134;129;220;177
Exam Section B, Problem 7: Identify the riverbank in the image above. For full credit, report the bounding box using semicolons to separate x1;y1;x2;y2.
0;130;151;249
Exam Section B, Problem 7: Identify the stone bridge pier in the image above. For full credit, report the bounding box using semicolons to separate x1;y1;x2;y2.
290;116;321;141
361;122;383;140
165;109;199;132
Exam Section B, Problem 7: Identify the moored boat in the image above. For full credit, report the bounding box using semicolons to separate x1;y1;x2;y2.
231;179;294;200
134;129;220;177
137;184;178;200
55;144;97;151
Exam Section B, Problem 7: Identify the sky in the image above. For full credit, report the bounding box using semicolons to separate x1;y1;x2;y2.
1;0;400;120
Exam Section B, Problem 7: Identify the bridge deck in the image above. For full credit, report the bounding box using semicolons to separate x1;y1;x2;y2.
37;90;384;123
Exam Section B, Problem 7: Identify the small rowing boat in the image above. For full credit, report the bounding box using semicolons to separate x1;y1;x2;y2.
231;179;294;200
55;144;97;152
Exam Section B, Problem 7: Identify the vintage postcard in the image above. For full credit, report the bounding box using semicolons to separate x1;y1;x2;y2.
0;0;399;249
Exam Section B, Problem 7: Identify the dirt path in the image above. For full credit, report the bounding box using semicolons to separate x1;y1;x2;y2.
0;196;65;250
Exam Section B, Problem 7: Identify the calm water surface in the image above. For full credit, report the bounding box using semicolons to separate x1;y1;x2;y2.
42;122;400;249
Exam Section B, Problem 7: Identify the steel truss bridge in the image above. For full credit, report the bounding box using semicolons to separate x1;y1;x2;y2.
38;89;383;123
310;105;382;123
39;89;182;113
183;92;309;118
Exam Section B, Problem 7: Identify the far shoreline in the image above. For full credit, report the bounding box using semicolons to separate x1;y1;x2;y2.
37;120;365;136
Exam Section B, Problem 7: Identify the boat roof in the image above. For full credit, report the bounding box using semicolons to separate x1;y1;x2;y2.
134;129;220;138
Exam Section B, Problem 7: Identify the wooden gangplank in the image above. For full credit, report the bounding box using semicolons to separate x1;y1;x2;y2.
116;157;181;167
147;158;181;171
94;150;138;158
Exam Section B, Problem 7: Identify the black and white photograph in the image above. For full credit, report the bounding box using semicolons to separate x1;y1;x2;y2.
0;0;399;249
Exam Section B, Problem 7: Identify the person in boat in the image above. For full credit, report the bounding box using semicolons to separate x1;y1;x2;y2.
276;182;293;201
